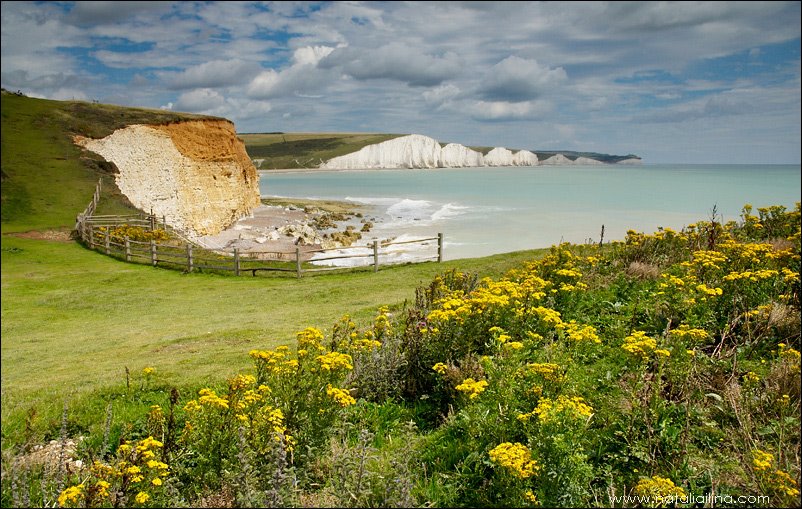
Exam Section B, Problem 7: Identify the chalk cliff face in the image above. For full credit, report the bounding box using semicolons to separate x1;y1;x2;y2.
321;134;542;169
75;120;260;238
321;134;442;169
540;153;573;165
513;150;539;166
440;143;485;167
484;147;514;167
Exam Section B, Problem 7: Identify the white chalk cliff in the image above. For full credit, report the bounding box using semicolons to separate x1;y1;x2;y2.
320;134;544;169
440;142;485;167
75;120;261;238
321;134;443;169
540;154;573;165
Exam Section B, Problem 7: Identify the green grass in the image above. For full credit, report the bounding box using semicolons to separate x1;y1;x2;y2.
1;232;547;442
240;132;403;169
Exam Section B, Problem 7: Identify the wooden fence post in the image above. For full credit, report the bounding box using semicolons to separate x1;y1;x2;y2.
88;225;95;250
234;248;240;276
149;209;155;231
150;240;157;266
186;244;193;273
438;233;443;263
125;237;131;262
296;246;302;279
104;229;110;255
373;240;379;272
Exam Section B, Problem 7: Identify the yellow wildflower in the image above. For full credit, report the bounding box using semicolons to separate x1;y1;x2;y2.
455;378;488;399
432;362;448;375
488;442;540;479
57;484;84;507
633;476;686;505
326;385;356;407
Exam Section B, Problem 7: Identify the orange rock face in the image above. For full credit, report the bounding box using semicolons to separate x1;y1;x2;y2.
76;120;261;237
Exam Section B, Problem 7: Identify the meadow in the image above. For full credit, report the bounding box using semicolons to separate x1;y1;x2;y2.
1;92;799;507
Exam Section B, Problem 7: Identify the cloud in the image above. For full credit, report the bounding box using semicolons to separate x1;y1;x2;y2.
320;43;463;87
246;46;337;99
478;56;568;102
161;59;262;90
175;88;227;112
466;100;554;122
64;1;173;26
174;88;272;121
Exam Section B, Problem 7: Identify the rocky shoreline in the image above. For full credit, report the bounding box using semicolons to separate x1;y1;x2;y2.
194;197;381;260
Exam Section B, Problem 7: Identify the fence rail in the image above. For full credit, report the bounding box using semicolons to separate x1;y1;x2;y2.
74;179;442;277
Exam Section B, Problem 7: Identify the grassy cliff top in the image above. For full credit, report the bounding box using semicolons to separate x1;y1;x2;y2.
0;90;221;233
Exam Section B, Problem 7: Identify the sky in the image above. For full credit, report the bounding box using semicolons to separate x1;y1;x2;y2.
1;1;800;164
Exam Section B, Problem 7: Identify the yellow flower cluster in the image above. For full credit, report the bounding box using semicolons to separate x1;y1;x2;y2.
519;395;593;423
250;347;300;376
537;395;593;421
690;250;728;270
558;320;601;344
142;367;156;376
427;273;551;324
778;343;801;365
488;442;540;479
315;351;353;372
622;331;658;360
58;484;84;507
668;325;709;343
526;363;565;382
229;374;256;391
455;378;489;399
326;384;356;407
59;436;170;508
695;283;723;297
722;269;779;282
297;327;326;352
633;476;686;505
432;362;449;375
753;449;774;471
196;388;229;409
752;449;801;498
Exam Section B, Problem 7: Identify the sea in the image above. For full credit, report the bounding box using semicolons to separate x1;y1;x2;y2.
259;164;801;265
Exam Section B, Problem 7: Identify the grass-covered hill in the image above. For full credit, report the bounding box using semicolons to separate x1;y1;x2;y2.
0;90;221;233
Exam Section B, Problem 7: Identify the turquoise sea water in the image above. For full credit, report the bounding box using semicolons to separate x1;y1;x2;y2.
260;164;801;261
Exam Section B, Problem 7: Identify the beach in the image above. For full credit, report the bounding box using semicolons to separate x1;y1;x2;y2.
194;197;381;261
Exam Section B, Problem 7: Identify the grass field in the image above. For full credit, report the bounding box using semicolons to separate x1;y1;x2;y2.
1;233;543;436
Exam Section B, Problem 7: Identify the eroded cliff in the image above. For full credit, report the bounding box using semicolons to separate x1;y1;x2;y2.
75;119;261;238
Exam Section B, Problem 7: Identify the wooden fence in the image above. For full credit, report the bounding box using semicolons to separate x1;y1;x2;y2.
74;179;443;277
